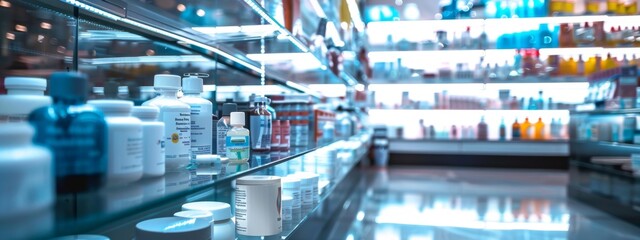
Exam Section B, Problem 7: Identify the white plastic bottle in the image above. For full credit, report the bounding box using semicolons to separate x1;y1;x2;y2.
217;103;237;157
0;122;53;218
143;74;191;170
180;76;213;156
88;100;143;186
0;77;51;122
226;112;250;164
132;106;166;177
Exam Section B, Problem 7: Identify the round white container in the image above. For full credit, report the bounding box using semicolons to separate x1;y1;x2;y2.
136;217;210;240
50;235;110;240
0;123;53;218
88;100;143;186
143;74;191;170
281;176;301;209
235;175;282;236
174;210;214;239
182;201;235;240
132;106;166;177
290;172;319;204
0;77;51;122
282;196;293;221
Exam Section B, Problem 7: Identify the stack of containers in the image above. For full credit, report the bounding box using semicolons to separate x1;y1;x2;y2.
270;94;312;147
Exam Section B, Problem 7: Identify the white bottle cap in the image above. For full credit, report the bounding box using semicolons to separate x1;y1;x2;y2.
174;210;214;222
50;235;110;240
230;112;245;126
87;100;134;114
182;201;233;221
290;172;319;186
131;106;160;120
4;77;47;92
135;217;211;240
236;175;281;186
281;176;300;189
182;76;203;94
153;74;181;90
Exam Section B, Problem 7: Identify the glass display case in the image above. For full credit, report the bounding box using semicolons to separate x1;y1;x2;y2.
0;0;370;239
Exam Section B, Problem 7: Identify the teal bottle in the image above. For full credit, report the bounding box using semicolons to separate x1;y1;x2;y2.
29;72;108;194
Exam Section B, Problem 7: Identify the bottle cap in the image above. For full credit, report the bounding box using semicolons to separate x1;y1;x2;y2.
50;235;110;240
222;103;237;116
4;77;47;91
181;76;203;94
87;100;134;114
153;74;181;90
281;176;300;188
135;217;211;240
237;175;281;186
49;72;89;100
230;112;245;126
173;210;214;222
182;201;232;221
132;106;160;120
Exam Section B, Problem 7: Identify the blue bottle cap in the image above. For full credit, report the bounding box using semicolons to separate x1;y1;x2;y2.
49;72;89;100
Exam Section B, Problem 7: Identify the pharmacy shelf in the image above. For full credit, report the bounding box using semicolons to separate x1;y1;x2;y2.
570;141;640;159
370;76;587;84
390;139;569;156
4;132;372;240
572;108;640;116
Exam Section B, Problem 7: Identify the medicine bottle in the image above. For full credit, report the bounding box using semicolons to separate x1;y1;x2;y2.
0;77;51;122
226;112;250;164
180;76;213;155
132;106;166;177
250;96;272;151
216;103;237;157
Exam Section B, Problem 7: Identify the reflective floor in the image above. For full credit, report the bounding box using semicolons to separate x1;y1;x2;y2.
330;167;640;240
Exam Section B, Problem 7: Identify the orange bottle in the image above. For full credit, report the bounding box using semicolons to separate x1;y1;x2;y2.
534;118;545;140
512;119;521;140
521;118;532;140
603;53;618;70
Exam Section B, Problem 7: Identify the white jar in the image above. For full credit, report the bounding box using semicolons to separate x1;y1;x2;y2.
281;176;301;209
132;106;166;177
0;123;53;218
87;100;143;186
235;175;282;236
180;76;213;155
143;74;191;170
182;201;235;240
0;77;51;122
136;217;210;240
291;172;319;204
282;196;293;221
174;210;214;239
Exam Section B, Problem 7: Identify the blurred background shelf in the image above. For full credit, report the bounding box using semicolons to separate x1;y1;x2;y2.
390;139;569;156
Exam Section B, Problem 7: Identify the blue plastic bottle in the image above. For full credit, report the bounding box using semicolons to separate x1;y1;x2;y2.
29;72;108;194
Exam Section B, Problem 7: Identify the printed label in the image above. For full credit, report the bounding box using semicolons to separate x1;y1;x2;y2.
189;104;212;155
226;136;250;161
162;111;191;161
110;127;143;174
217;125;230;157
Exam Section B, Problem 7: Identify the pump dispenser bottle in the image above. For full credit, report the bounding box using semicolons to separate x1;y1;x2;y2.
180;76;213;156
143;74;191;170
29;72;108;193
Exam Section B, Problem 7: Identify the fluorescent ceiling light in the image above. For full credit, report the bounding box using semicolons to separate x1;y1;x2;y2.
309;0;327;18
286;80;322;98
247;52;324;70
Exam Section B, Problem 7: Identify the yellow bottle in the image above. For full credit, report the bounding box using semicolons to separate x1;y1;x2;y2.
603;53;618;70
534;118;545;140
521;118;532;140
617;0;627;14
607;0;619;13
564;0;575;14
627;1;638;15
586;0;601;14
550;0;565;15
567;57;577;75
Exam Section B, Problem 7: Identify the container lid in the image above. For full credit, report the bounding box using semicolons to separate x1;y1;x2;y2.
131;106;160;119
174;210;214;222
153;74;181;90
281;176;300;188
136;217;210;240
195;154;220;163
229;112;245;126
49;72;88;99
50;235;110;240
0;122;34;145
182;201;232;221
282;196;293;207
290;172;318;186
87;100;134;114
182;76;203;94
4;77;47;91
221;103;237;116
236;175;281;186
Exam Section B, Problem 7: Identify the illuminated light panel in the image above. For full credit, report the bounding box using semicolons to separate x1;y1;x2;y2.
40;22;52;29
286;81;322;98
375;214;569;231
309;84;348;97
368;50;485;63
85;55;209;65
246;52;323;70
176;4;186;12
345;0;365;32
192;25;277;35
62;0;263;74
309;0;327;18
15;24;27;32
6;32;15;40
0;0;10;8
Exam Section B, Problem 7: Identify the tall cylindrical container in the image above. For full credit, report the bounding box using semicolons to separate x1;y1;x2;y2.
132;106;166;177
88;100;143;186
180;76;213;156
235;176;282;236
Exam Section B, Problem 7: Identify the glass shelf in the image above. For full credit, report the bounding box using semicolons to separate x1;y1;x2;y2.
572;108;640;115
369;75;587;84
2;131;372;240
